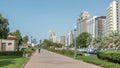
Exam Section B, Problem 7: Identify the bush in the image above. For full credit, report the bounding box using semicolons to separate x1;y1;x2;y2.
97;50;120;63
23;48;32;54
48;48;55;52
48;48;74;57
77;51;84;56
77;56;120;68
0;51;23;56
22;48;37;57
64;50;74;56
31;47;36;51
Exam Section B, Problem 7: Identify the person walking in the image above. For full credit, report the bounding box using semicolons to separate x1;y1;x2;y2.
38;48;41;53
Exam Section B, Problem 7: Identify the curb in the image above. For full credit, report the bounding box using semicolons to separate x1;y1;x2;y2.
21;56;32;68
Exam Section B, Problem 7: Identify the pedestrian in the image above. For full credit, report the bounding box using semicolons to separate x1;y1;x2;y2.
38;48;41;53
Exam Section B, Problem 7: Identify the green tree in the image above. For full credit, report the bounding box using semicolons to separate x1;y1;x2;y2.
53;43;63;48
76;32;91;48
10;30;22;46
22;35;29;43
86;34;92;45
0;14;9;39
42;39;52;47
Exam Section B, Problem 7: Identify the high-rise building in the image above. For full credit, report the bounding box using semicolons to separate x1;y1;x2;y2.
67;30;74;46
116;0;120;30
103;1;118;36
76;11;90;36
60;35;66;45
95;16;106;37
87;16;97;37
48;30;57;43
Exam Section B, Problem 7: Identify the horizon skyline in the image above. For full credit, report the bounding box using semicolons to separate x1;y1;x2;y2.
0;0;113;42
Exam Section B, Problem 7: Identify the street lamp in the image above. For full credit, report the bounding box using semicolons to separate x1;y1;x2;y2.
74;26;77;59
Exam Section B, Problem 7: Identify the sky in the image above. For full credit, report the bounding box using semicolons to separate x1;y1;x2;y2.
0;0;113;42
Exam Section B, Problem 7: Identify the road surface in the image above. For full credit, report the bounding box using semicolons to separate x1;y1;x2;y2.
24;49;101;68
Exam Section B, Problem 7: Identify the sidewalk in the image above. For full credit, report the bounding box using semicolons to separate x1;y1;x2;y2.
24;49;101;68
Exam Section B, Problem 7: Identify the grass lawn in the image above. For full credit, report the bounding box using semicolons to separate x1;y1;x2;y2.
0;56;28;68
76;56;120;68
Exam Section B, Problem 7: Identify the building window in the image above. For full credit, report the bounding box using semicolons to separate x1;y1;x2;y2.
8;43;12;46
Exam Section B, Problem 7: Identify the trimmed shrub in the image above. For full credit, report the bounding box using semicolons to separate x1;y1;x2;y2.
48;48;74;57
0;51;23;56
64;50;74;56
48;48;55;52
23;48;33;56
77;51;84;56
97;50;120;63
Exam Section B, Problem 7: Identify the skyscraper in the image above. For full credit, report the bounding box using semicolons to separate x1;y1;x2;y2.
67;30;74;46
48;30;57;43
95;16;106;37
76;11;90;36
104;1;118;36
87;16;97;37
60;35;66;45
116;0;120;30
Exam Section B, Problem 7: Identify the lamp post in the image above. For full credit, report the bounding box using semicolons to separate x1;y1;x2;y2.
74;27;77;59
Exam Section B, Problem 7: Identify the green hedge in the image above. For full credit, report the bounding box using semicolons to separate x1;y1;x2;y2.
97;50;120;63
57;49;74;56
0;51;23;56
48;48;74;56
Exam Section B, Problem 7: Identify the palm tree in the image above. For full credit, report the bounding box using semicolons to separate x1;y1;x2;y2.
92;37;102;48
111;31;120;49
86;31;120;49
102;31;120;49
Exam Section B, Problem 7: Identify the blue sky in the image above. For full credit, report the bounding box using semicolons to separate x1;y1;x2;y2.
0;0;112;41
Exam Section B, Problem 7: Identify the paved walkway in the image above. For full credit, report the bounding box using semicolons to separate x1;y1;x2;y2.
24;49;101;68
